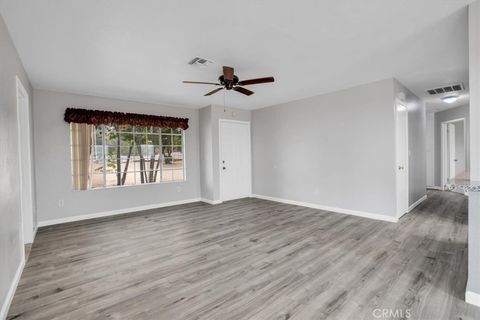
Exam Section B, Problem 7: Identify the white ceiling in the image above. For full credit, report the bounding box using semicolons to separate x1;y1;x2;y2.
0;0;472;110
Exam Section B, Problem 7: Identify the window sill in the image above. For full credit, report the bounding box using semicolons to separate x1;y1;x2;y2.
74;179;187;192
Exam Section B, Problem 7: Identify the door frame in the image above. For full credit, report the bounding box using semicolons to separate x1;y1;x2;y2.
16;76;35;244
441;117;466;188
395;100;409;218
218;119;252;201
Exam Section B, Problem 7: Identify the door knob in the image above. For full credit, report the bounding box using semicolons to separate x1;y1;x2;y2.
222;167;226;170
398;166;404;170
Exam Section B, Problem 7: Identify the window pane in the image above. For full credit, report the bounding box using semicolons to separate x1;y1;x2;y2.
135;133;147;145
162;135;172;145
150;134;160;145
143;158;154;172
91;174;105;188
119;133;134;146
172;135;182;145
154;146;161;157
117;158;133;173
172;169;184;181
162;146;173;158
172;146;182;156
135;171;158;184
152;127;160;134
105;158;119;174
135;126;145;134
139;145;155;158
120;146;134;158
145;170;159;183
104;125;119;145
92;145;104;161
172;128;182;134
118;125;133;133
134;159;143;172
105;173;121;187
121;172;136;186
95;126;103;144
91;159;104;174
173;158;183;170
161;128;172;134
162;157;174;170
162;170;173;182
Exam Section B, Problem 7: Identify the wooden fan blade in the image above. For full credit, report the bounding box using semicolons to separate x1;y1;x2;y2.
223;66;234;81
234;86;254;96
183;81;221;86
237;77;275;86
204;87;224;96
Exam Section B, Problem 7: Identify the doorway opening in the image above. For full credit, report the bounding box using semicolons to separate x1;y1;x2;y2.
16;76;35;245
441;118;468;188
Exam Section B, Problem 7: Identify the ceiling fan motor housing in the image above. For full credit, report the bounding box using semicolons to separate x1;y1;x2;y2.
219;75;239;90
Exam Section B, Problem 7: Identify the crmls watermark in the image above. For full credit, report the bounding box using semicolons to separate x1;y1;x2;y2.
372;308;412;319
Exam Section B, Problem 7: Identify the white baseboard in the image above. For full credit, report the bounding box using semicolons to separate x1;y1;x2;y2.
408;195;427;212
201;198;222;205
38;198;202;227
466;290;480;307
0;255;25;320
32;226;38;242
427;186;443;190
252;194;398;223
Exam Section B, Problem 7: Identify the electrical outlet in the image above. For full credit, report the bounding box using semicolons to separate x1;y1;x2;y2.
176;186;182;193
58;200;64;208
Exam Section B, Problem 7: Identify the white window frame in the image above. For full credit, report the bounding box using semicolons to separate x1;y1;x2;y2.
71;124;186;190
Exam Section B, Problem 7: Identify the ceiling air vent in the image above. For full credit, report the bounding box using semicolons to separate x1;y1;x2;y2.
426;83;464;95
188;57;214;67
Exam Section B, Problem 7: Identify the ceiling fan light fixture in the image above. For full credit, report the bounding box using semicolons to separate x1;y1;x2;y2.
441;94;459;104
183;65;274;97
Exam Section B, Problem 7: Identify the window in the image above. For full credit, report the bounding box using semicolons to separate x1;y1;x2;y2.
71;124;185;190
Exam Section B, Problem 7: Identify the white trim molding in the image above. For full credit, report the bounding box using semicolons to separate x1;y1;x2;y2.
0;255;25;320
408;195;427;212
252;194;398;223
201;198;222;205
466;290;480;307
38;198;202;227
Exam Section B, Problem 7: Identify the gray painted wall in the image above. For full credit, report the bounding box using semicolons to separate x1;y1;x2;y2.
33;90;201;222
199;106;213;200
252;79;399;218
199;105;251;201
434;105;470;186
394;79;427;207
0;13;34;315
252;78;426;218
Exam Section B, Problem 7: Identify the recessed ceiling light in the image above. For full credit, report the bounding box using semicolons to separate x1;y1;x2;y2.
441;95;459;104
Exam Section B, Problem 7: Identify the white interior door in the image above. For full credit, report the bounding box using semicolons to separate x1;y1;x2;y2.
219;120;251;201
396;103;409;217
447;123;456;179
16;77;34;244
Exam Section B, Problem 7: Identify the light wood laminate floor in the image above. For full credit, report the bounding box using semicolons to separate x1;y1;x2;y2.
8;191;480;320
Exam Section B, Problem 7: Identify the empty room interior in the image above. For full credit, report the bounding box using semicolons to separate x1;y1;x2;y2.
2;1;480;319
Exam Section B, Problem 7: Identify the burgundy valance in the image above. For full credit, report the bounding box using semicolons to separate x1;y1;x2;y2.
64;108;189;130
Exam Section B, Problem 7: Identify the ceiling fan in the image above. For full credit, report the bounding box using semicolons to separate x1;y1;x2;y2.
183;66;274;96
